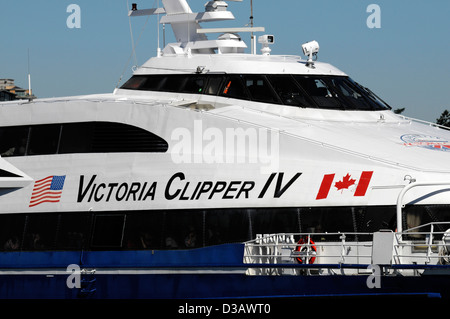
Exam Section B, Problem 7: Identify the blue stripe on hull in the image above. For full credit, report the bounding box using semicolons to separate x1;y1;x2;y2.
1;273;450;299
0;244;450;299
0;244;245;269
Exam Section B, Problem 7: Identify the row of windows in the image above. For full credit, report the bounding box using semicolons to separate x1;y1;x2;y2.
121;74;391;111
1;205;446;252
0;122;169;157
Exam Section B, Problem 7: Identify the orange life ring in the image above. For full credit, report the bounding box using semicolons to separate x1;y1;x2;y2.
295;238;317;264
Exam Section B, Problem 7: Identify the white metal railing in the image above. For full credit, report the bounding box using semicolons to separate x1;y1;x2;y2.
243;223;450;276
244;232;374;274
393;222;450;265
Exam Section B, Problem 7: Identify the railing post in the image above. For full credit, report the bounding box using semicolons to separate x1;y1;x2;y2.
427;224;434;264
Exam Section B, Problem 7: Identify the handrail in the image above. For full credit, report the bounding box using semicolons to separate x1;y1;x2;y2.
396;181;450;234
244;224;450;272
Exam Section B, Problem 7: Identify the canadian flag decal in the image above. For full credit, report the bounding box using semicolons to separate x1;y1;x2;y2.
316;171;373;200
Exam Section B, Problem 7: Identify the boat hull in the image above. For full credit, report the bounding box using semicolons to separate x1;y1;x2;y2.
1;244;449;300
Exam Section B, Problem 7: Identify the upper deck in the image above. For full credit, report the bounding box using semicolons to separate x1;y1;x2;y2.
135;53;347;77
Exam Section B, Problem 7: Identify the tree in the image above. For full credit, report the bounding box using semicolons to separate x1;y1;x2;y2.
436;110;450;128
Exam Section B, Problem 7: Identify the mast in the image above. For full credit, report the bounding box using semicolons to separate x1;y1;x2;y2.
250;0;255;54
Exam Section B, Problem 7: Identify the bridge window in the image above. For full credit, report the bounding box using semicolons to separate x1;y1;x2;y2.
243;75;280;104
204;75;224;96
294;76;342;109
181;76;207;94
220;75;250;100
121;74;391;111
268;75;315;108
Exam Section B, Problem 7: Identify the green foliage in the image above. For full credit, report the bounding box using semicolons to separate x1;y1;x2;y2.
436;110;450;128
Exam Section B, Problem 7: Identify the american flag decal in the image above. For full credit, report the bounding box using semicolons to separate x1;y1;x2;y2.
29;176;66;208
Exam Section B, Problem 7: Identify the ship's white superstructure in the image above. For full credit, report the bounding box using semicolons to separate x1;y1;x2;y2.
0;0;449;301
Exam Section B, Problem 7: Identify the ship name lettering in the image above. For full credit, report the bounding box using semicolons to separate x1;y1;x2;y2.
165;172;255;201
77;175;156;203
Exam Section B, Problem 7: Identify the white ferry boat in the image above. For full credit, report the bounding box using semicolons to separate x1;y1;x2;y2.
1;0;450;301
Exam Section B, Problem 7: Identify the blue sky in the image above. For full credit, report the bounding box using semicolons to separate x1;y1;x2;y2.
1;0;449;122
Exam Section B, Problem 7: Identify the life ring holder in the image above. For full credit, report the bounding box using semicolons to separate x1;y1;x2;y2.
295;237;317;264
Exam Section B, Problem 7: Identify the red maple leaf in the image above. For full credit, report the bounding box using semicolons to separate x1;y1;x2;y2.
334;173;356;191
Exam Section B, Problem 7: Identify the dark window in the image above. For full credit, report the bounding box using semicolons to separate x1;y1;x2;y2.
243;75;280;104
59;122;93;154
268;75;315;108
349;78;391;110
250;208;301;235
181;76;207;94
0;205;420;252
162;75;188;92
327;77;372;110
220;75;250;100
204;75;224;95
205;209;250;246
121;74;391;111
0;126;29;157
0;122;168;157
28;125;60;155
162;211;204;249
91;214;126;248
22;214;59;250
121;75;148;90
90;122;168;153
123;211;165;250
294;76;342;109
56;213;90;250
0;214;26;251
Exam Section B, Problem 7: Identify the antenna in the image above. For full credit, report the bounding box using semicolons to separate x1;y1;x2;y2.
250;0;255;54
157;0;161;57
27;49;33;100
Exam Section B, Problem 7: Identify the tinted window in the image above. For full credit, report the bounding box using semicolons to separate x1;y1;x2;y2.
91;122;168;153
0;214;26;251
0;126;28;157
59;122;93;154
22;214;59;250
220;75;249;100
162;75;188;92
205;75;224;95
56;213;90;250
140;76;165;91
243;75;280;104
91;214;126;248
327;77;372;110
121;74;391;111
205;209;250;246
294;76;341;109
28;125;60;155
250;208;301;235
10;205;450;252
121;76;147;89
268;75;315;108
182;76;207;94
123;211;165;249
0;122;168;157
162;211;204;249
